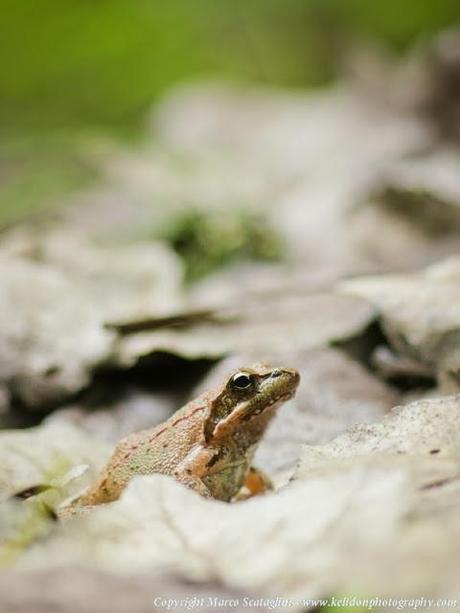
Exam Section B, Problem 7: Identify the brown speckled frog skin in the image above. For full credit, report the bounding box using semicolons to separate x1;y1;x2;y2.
68;364;299;509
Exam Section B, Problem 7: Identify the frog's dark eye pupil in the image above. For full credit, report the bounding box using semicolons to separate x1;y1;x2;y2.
231;373;253;391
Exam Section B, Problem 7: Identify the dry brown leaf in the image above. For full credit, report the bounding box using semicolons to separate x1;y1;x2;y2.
0;228;182;407
350;150;460;270
114;292;376;364
21;470;411;599
2;398;460;602
15;455;460;603
295;395;460;476
0;421;110;498
341;257;460;389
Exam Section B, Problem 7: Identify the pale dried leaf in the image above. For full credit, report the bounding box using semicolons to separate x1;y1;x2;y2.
114;293;376;363
341;257;460;388
295;395;460;477
0;228;182;407
0;421;110;497
21;469;411;599
3;398;460;602
350;150;460;270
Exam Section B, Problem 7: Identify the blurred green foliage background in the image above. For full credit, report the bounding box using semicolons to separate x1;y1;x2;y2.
1;0;459;225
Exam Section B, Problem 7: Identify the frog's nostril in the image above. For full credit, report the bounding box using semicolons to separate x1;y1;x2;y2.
271;369;283;378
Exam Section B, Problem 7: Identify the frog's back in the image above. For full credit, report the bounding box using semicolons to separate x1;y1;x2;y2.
80;399;208;505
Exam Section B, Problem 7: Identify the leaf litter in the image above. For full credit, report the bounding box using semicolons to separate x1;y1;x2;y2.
2;30;460;611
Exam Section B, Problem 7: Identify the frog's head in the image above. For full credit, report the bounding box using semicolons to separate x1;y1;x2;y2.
204;364;300;443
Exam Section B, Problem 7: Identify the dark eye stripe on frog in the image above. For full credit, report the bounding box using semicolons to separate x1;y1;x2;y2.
206;447;226;467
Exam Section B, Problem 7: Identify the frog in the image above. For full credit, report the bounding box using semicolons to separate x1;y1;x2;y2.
63;363;299;513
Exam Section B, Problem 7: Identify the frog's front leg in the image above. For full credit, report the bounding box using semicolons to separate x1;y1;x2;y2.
173;471;212;498
173;446;213;498
244;466;273;496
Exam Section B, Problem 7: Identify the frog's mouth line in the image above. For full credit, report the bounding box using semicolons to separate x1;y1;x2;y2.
218;385;297;430
242;389;296;421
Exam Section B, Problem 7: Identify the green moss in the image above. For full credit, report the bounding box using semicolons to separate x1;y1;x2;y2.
0;491;62;567
0;454;80;567
160;207;283;281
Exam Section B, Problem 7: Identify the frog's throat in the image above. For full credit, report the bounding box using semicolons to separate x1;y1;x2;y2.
211;389;295;441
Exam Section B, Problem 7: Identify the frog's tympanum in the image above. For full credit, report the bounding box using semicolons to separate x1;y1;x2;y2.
66;364;299;511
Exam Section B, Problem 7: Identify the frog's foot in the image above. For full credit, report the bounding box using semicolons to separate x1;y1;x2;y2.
245;466;273;495
233;466;273;501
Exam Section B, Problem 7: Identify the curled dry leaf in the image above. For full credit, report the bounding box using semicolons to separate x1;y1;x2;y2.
17;455;460;604
0;228;182;408
113;292;376;364
2;388;460;602
0;421;111;563
19;470;411;599
341;257;460;389
350;150;460;270
0;421;110;498
373;150;460;228
295;395;460;477
290;395;460;600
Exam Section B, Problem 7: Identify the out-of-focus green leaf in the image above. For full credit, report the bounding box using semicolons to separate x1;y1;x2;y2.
159;207;283;281
1;0;459;131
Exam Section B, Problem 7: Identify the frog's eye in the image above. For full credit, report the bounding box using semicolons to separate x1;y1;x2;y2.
230;372;255;392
